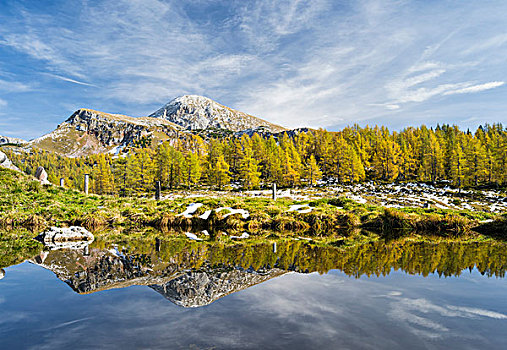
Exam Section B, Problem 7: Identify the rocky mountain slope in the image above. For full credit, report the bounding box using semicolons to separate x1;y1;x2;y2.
25;95;288;157
149;95;286;133
29;109;184;157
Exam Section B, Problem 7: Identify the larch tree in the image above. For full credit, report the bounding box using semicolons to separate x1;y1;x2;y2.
183;152;202;189
304;154;322;186
214;155;231;189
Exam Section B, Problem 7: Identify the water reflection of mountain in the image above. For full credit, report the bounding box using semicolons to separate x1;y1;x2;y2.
28;239;506;307
151;268;286;307
30;247;286;307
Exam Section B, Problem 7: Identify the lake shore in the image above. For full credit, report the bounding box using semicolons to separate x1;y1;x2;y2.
1;167;506;242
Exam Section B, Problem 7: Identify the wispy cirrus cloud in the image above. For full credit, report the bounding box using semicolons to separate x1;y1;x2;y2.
444;81;505;95
0;33;86;79
0;78;32;93
237;0;331;52
41;73;97;87
0;0;507;139
386;61;504;106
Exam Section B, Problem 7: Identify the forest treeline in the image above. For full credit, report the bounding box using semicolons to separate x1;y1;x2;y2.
4;123;507;195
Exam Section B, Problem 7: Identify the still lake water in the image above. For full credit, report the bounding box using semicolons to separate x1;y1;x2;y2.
0;238;506;349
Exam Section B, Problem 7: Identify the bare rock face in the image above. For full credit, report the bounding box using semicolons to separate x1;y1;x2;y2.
28;98;290;157
64;109;182;147
30;247;187;294
29;108;184;157
31;248;161;294
150;95;286;133
0;150;20;171
35;166;49;184
35;226;94;245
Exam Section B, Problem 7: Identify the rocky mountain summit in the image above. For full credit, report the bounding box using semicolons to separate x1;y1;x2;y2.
149;95;286;133
31;247;173;293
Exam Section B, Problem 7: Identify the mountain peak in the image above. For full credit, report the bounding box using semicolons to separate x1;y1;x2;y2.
149;95;286;132
174;94;214;102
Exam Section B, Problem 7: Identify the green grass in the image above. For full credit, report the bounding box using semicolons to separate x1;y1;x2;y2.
0;167;506;240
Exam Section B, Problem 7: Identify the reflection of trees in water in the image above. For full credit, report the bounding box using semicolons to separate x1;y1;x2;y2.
0;238;42;269
1;235;505;279
93;238;506;278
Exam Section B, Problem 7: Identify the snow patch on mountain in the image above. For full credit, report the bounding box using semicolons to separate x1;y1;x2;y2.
0;135;25;146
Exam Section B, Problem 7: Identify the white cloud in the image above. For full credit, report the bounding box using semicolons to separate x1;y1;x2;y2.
393;82;469;103
447;306;507;319
0;79;32;93
463;33;507;55
42;73;97;87
385;59;504;105
387;69;446;92
0;34;86;79
1;0;507;133
444;81;504;95
369;103;400;110
237;0;331;52
0;98;7;107
407;61;443;73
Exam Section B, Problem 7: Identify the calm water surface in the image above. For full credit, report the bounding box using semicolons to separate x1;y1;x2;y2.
0;238;505;349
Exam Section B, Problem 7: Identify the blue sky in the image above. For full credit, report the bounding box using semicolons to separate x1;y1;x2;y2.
0;0;506;140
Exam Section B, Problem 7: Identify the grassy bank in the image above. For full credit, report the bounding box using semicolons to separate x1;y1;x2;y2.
0;167;505;239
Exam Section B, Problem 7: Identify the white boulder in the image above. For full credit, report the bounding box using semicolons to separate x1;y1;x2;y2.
0;151;20;171
35;166;50;184
35;226;94;245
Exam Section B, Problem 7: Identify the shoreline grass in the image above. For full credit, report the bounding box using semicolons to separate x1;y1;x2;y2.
1;167;505;240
